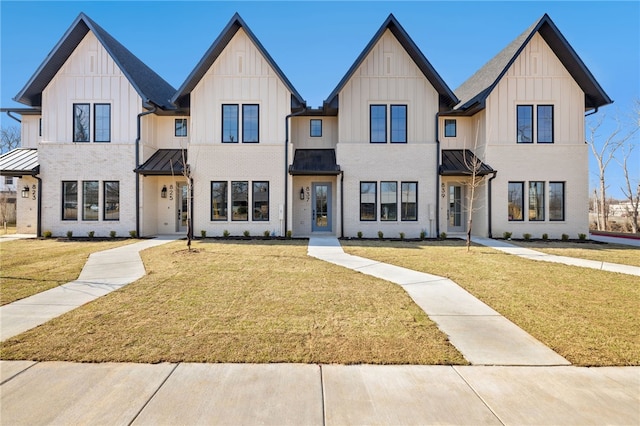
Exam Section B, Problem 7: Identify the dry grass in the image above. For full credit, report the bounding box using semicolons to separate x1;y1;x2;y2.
0;240;465;365
511;240;640;267
341;240;640;366
0;239;135;305
0;225;17;235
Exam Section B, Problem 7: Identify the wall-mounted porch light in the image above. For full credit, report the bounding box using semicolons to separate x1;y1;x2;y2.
161;185;167;198
299;187;305;200
21;186;30;198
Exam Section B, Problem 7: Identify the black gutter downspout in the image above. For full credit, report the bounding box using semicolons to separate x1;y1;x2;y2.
6;111;22;123
284;108;306;237
435;112;440;239
487;171;498;238
340;170;344;238
190;177;194;241
135;105;157;238
34;174;42;237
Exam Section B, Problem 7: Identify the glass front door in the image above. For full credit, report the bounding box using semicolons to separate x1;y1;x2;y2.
448;184;465;233
177;183;188;232
312;183;331;232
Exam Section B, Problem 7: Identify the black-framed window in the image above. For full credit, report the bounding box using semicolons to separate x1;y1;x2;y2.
231;181;248;221
103;181;119;221
444;119;457;137
39;118;42;137
537;105;554;143
549;181;565;221
94;104;111;142
242;104;259;143
5;177;13;185
222;104;239;143
211;181;228;221
528;181;545;221
73;103;90;142
252;181;269;221
508;182;524;221
82;181;99;221
310;119;322;137
380;181;397;221
370;105;387;143
401;182;417;221
175;118;188;137
360;182;376;221
390;105;407;143
517;105;533;143
62;181;78;220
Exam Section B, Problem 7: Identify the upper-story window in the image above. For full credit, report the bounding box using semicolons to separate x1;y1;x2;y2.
310;119;322;137
517;104;554;143
175;119;188;137
222;104;259;143
73;103;111;143
444;119;457;137
370;104;407;143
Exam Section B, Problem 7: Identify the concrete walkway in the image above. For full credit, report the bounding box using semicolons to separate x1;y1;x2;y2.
0;235;179;341
472;236;640;276
1;361;637;425
308;237;569;366
0;233;37;242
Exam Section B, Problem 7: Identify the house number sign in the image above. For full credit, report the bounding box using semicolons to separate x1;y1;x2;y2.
31;184;37;200
169;184;174;201
305;186;310;202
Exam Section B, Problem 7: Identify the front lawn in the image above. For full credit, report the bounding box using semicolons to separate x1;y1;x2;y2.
511;240;640;267
0;240;465;365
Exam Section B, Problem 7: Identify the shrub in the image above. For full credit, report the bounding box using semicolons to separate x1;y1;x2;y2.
66;230;73;239
523;233;531;241
200;230;207;238
377;231;384;239
541;233;548;241
578;233;587;240
43;230;52;238
286;230;292;239
440;232;447;240
357;231;363;239
420;230;427;240
399;232;405;239
263;230;271;238
243;230;250;237
88;231;95;239
561;233;569;241
110;230;117;239
503;231;512;240
129;230;137;238
223;230;230;238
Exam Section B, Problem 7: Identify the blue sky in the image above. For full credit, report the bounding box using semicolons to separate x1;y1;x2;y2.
1;1;638;198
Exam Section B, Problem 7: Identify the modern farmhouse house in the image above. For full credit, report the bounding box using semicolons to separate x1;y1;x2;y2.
0;12;611;239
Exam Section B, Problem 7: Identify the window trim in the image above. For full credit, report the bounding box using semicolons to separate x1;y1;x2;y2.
390;104;407;143
242;104;260;143
73;103;90;143
400;181;418;221
231;181;249;221
528;181;545;221
82;180;99;221
444;119;457;137
508;181;524;222
252;181;269;221
222;104;239;143
359;181;377;221
93;103;111;143
380;181;398;221
211;181;228;221
175;118;188;137
549;181;565;221
516;105;533;144
62;181;78;221
103;181;120;221
370;104;387;143
537;105;554;143
310;119;322;137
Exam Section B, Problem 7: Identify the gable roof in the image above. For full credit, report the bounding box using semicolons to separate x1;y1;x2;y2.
324;14;458;113
172;13;305;110
14;13;176;110
453;14;612;115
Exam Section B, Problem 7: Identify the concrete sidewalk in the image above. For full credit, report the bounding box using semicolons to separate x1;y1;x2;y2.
472;236;640;276
0;233;37;242
1;361;637;425
308;237;569;366
0;235;179;341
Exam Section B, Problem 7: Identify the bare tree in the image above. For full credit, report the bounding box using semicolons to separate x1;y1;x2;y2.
462;125;489;251
170;149;193;250
1;126;20;153
614;100;640;233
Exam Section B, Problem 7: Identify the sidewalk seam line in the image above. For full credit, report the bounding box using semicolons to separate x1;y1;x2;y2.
451;366;506;426
319;364;326;426
0;361;39;386
127;362;179;426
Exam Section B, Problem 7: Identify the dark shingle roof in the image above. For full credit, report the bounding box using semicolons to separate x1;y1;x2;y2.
439;149;495;176
289;149;340;175
453;14;612;114
324;14;458;113
172;13;305;110
0;149;39;176
14;13;176;109
135;149;187;176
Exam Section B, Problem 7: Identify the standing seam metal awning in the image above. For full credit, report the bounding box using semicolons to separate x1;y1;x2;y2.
439;149;495;176
288;149;341;175
134;149;187;176
0;148;40;176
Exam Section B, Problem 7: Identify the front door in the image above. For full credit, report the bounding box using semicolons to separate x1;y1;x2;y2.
176;183;188;232
448;184;465;233
312;183;331;232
